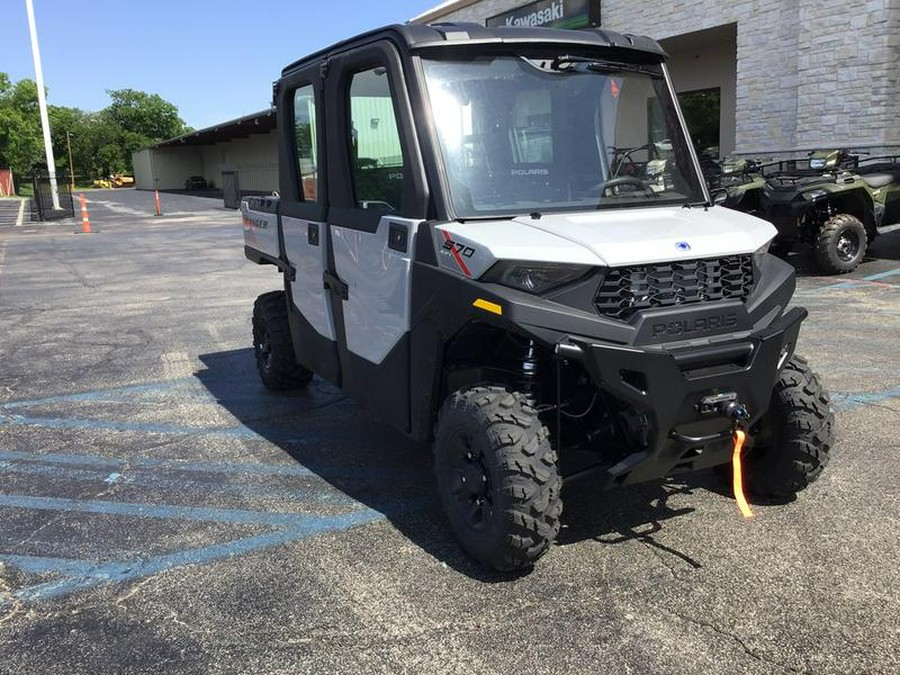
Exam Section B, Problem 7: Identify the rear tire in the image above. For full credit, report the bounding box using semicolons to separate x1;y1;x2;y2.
742;356;833;499
433;386;562;571
814;214;866;274
252;291;312;390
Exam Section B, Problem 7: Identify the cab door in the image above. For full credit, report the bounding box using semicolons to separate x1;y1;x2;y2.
323;41;429;431
276;65;340;384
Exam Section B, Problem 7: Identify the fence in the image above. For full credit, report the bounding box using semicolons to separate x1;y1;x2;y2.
30;175;75;222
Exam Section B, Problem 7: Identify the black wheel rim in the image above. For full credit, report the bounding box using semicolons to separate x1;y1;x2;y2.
836;228;861;262
446;431;494;531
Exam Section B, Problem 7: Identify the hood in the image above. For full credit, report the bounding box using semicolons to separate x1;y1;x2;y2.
513;206;775;267
434;205;775;278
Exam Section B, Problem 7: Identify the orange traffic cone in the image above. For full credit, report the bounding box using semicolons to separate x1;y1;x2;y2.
77;194;92;234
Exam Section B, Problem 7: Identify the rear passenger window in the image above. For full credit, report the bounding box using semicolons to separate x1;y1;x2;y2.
293;85;318;201
347;68;405;212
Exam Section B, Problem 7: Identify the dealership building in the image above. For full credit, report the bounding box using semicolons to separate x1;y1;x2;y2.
413;0;899;158
135;0;898;199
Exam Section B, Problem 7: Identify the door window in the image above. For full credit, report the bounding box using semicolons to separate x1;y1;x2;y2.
347;68;405;213
293;84;318;201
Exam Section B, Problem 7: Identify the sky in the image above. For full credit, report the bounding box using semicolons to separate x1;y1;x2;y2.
0;0;440;130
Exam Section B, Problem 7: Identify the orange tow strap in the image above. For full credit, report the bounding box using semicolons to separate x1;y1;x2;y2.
732;429;754;518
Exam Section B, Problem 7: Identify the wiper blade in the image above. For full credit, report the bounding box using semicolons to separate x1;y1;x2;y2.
682;200;712;209
546;55;655;74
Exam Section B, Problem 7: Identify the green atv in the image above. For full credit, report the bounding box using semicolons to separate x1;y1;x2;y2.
759;150;900;273
709;156;773;217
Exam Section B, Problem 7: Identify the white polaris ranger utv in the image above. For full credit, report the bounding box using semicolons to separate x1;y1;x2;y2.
242;23;833;571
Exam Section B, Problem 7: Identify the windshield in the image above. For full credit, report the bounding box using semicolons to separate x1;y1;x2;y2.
422;54;706;218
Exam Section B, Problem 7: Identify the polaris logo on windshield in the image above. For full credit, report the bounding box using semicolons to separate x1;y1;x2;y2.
651;313;738;339
511;168;550;176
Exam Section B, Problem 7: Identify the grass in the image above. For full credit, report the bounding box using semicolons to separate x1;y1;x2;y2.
14;181;96;198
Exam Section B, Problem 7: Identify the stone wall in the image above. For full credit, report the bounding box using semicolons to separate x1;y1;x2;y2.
416;0;900;156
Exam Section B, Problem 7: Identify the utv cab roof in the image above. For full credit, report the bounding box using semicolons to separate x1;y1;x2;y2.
281;23;666;77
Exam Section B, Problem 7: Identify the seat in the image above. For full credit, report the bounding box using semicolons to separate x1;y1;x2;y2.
860;173;900;189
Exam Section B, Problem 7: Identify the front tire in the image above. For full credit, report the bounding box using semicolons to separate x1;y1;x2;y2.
433;386;562;571
743;356;833;499
252;291;312;390
814;214;867;274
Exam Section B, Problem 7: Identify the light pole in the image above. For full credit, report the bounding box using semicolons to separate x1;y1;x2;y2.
25;0;61;210
66;131;75;191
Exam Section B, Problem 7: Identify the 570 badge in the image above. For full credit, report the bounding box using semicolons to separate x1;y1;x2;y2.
438;230;477;277
441;237;475;258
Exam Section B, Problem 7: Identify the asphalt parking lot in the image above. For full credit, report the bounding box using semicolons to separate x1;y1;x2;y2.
1;189;898;674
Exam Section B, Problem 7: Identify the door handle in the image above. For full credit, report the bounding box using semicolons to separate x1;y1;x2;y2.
323;270;349;300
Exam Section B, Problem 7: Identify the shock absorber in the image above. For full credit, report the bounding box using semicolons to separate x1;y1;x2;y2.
520;339;540;394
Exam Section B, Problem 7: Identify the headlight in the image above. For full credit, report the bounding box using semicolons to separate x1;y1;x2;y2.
802;189;827;201
753;241;771;267
481;261;592;294
809;158;826;170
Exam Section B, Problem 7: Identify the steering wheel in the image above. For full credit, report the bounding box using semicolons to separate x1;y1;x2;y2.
595;176;657;198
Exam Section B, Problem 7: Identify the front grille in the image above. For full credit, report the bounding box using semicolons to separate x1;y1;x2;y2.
593;255;754;321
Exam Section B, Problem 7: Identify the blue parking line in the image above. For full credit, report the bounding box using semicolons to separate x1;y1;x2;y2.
0;450;414;482
795;267;900;293
862;269;900;281
8;510;383;603
0;493;361;527
0;450;314;476
0;461;357;506
820;268;900;291
832;385;900;411
0;553;95;576
0;410;269;440
0;378;196;410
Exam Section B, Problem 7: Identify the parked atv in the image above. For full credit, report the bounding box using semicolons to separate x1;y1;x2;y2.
241;23;834;571
760;150;900;273
710;157;772;217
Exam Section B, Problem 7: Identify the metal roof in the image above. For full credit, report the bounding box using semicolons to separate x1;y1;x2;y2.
149;108;276;149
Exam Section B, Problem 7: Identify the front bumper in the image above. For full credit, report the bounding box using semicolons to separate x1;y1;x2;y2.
559;306;806;487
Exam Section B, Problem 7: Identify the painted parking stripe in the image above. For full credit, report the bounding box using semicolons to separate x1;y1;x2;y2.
0;411;336;445
862;268;900;281
0;461;356;506
0;450;415;481
0;554;96;576
6;510;383;604
794;267;900;294
0;449;311;475
0;410;270;440
0;378;196;410
831;385;900;411
0;493;367;527
813;268;900;291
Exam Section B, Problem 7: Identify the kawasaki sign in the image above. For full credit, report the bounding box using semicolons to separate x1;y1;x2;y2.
486;0;599;30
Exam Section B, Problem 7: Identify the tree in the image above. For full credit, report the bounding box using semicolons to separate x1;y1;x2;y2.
0;75;43;175
103;89;189;143
0;73;191;187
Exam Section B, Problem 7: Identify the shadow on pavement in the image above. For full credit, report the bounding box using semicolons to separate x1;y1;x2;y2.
196;348;712;581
